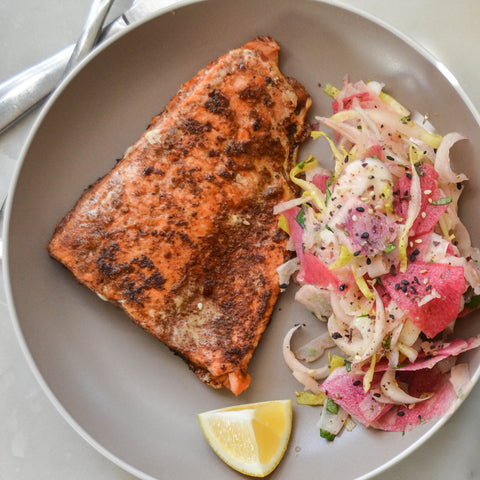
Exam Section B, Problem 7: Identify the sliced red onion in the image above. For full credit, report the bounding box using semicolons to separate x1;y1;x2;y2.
434;132;468;184
273;196;312;215
276;258;299;290
283;325;330;380
295;331;335;362
295;284;333;321
449;363;471;398
292;370;322;394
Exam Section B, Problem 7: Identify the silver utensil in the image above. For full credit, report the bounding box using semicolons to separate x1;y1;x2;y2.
65;0;116;75
0;0;116;258
0;0;180;134
0;0;117;133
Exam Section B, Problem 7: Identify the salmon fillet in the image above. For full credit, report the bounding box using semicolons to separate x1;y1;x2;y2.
48;36;311;395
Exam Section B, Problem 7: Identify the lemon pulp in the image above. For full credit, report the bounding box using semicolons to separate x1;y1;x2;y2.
197;399;292;477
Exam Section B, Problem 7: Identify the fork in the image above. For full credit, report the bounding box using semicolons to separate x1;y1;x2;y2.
0;0;115;259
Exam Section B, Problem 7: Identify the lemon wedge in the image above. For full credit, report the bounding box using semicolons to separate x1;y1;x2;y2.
197;399;292;477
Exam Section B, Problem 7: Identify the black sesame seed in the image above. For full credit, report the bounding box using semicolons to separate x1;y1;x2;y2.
353;250;361;256
332;332;343;339
353;380;362;386
361;232;369;239
386;155;395;161
339;284;346;291
397;411;405;417
366;258;372;265
400;284;407;293
356;206;365;212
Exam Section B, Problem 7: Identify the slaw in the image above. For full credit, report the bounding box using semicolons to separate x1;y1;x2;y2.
278;78;480;437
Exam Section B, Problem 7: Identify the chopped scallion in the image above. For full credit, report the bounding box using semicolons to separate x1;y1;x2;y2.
320;429;336;441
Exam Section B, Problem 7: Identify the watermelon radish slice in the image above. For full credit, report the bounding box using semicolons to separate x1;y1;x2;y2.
297;251;343;290
332;91;373;113
393;163;449;236
373;335;480;372
381;261;465;338
406;232;431;262
371;367;457;432
282;206;304;262
321;365;460;431
320;367;392;426
311;173;330;193
343;200;396;256
398;335;480;371
283;207;344;291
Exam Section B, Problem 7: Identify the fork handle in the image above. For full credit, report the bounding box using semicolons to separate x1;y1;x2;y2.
0;45;73;133
0;0;115;134
64;0;115;74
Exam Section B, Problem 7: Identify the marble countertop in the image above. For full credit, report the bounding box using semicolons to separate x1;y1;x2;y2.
1;1;480;479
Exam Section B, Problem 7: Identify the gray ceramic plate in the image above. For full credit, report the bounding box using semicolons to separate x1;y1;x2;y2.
5;1;480;479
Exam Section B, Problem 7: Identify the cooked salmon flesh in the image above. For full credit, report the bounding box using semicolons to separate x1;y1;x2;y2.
48;36;311;395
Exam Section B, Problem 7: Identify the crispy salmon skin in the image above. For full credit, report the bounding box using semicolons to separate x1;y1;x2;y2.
48;36;311;395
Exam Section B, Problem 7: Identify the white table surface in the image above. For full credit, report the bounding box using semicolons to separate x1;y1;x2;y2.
1;1;480;479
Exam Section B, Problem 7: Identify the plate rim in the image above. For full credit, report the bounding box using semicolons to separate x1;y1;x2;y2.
3;1;480;479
